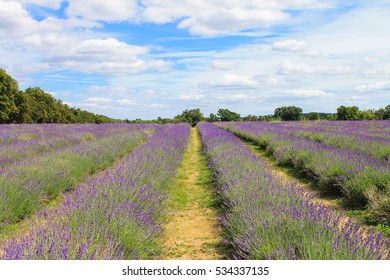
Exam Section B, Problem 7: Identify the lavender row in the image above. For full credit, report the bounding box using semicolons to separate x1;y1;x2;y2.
0;124;148;226
198;123;389;260
218;122;390;219
0;123;113;145
0;124;149;169
276;121;390;160
0;123;190;259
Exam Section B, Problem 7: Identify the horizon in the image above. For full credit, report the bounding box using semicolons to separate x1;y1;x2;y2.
1;1;389;120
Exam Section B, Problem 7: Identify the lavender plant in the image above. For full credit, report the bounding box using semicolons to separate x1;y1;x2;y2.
0;124;149;226
0;123;190;259
199;123;389;260
218;122;390;219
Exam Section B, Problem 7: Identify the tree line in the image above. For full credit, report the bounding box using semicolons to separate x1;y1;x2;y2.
131;105;390;127
0;69;119;124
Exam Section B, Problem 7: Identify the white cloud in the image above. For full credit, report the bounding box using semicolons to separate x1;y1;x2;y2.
278;60;355;75
305;6;390;55
86;97;111;103
140;0;321;36
364;56;380;64
87;85;131;96
287;89;330;97
211;60;242;71
22;33;78;51
264;76;283;85
356;81;390;92
18;0;63;9
213;93;251;102
206;73;258;87
144;103;168;109
277;60;313;74
179;94;205;101
117;99;137;105
364;66;390;79
77;102;98;108
0;0;38;36
66;0;137;22
45;38;171;75
272;39;308;52
54;38;148;61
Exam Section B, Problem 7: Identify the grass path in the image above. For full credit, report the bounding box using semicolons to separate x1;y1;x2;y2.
160;127;225;260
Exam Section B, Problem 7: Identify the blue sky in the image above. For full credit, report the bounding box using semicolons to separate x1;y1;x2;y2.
1;0;389;119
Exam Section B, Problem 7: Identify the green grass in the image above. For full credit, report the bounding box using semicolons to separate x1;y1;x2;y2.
161;127;228;259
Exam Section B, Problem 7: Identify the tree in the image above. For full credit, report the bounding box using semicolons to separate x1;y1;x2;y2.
208;113;219;122
0;69;19;123
336;105;361;120
384;105;390;120
375;108;385;120
176;108;204;126
326;113;337;121
259;115;276;122
243;114;259;121
25;87;62;123
360;109;375;120
308;112;321;121
217;108;241;122
7;90;30;123
274;106;303;121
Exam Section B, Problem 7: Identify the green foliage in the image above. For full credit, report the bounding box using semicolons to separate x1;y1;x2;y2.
0;68;19;123
336;105;361;120
384;105;390;120
208;113;219;122
217;108;241;122
242;114;259;121
308;112;320;120
0;69;118;124
258;115;278;122
175;108;204;126
360;110;375;120
274;106;303;121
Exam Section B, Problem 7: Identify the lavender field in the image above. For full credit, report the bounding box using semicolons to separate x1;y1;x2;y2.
218;121;390;220
0;122;389;260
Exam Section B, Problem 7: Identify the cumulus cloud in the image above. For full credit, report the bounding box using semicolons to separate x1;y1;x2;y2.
356;80;390;92
45;38;172;74
18;0;63;9
87;85;131;96
277;60;313;74
278;60;355;75
272;39;308;52
66;0;137;22
86;97;111;103
211;60;242;71
287;89;330;97
213;93;251;102
139;0;321;36
117;99;137;105
179;94;205;101
205;73;258;88
364;66;390;78
0;0;38;36
22;33;78;51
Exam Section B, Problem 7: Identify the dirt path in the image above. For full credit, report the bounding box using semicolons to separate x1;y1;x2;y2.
160;127;225;260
